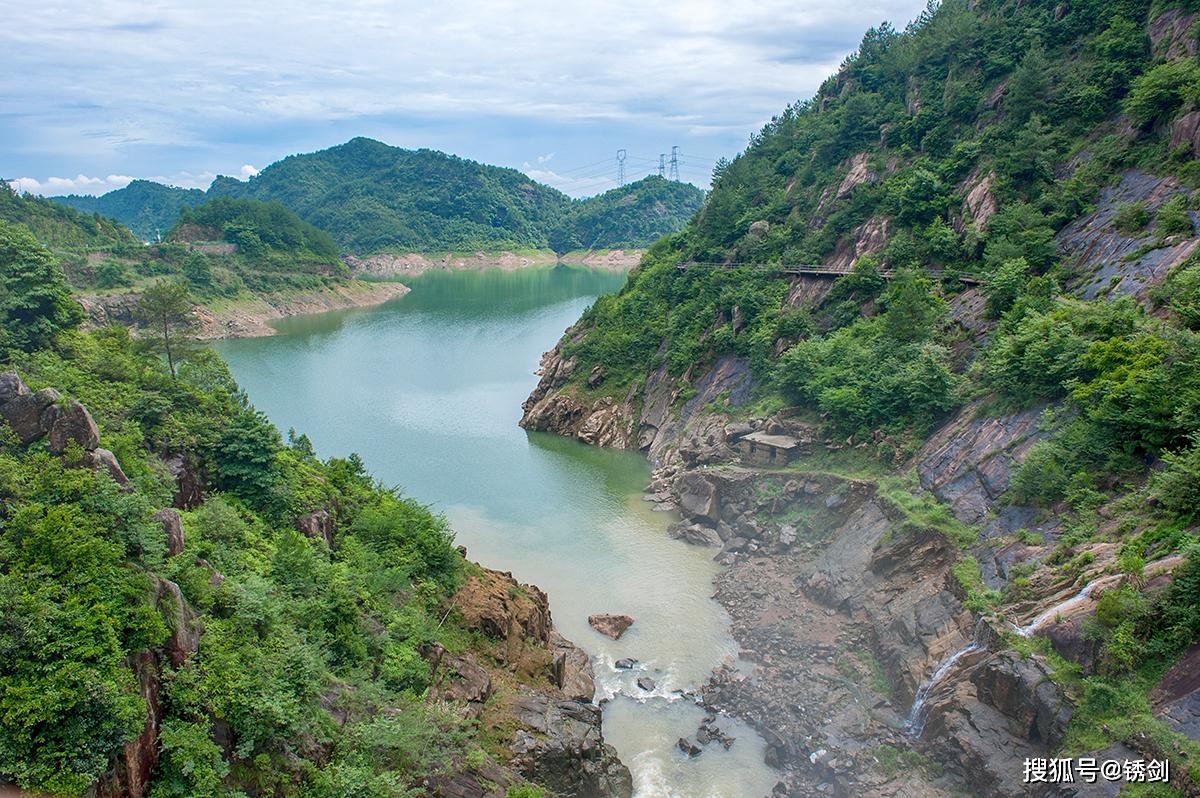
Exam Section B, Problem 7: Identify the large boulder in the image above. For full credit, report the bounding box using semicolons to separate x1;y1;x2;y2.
88;448;130;486
154;577;200;668
510;694;633;798
454;567;552;650
45;399;100;454
0;387;59;444
296;509;334;548
588;613;634;640
551;632;595;702
164;453;204;509
676;472;719;522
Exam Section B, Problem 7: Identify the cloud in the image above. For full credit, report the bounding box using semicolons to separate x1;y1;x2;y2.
240;164;259;178
0;0;931;186
7;174;135;195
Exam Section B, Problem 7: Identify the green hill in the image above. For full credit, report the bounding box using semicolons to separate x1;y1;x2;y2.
45;140;706;255
207;137;572;253
51;179;204;241
0;183;137;252
551;176;705;253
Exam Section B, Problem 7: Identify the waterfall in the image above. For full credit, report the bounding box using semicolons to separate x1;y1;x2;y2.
905;621;985;737
1013;573;1124;637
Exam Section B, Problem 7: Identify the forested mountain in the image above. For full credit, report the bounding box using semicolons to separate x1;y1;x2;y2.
1;182;137;251
522;0;1200;794
45;139;705;254
550;176;706;252
52;179;205;241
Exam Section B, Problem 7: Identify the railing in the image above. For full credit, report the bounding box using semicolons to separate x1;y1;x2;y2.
675;261;982;286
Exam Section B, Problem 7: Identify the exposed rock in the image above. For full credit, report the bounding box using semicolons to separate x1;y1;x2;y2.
1171;111;1200;155
44;399;101;453
1149;7;1199;61
748;220;771;239
836;153;879;200
164;453;204;509
0;387;59;444
455;567;552;651
296;508;334;548
670;521;723;547
153;577;201;668
587;364;605;389
0;371;29;404
510;694;633;798
1058;169;1198;303
92;651;160;798
676;471;720;521
962;172;998;230
677;737;702;757
87;448;130;486
636;676;656;692
154;508;185;557
614;658;638;670
827;215;892;272
1152;642;1200;739
588;613;634;640
551;632;595;702
429;644;494;707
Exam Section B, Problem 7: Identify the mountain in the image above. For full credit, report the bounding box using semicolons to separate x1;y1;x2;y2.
46;139;706;254
207;137;572;252
1;182;137;251
52;179;204;241
552;176;706;252
520;1;1200;795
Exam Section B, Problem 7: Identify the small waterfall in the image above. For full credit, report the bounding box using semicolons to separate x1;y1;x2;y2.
1013;573;1123;637
905;622;985;737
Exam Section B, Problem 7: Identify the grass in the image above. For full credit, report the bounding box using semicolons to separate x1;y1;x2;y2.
876;470;978;548
952;555;1002;612
870;744;943;779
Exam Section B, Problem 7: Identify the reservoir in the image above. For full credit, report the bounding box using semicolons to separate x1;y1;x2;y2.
215;265;778;798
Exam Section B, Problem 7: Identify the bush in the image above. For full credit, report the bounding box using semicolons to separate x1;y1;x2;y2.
0;220;84;352
1113;201;1150;236
1122;60;1200;128
1150;436;1200;522
1155;195;1194;238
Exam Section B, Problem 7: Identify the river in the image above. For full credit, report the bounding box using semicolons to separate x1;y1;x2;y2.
214;265;778;798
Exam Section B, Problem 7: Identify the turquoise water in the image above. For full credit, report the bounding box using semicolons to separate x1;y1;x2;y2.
215;266;777;798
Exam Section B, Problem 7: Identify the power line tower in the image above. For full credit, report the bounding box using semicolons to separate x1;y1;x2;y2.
616;149;627;186
668;146;680;181
658;154;666;178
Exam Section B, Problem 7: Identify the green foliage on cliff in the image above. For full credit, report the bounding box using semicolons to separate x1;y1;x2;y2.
51;180;205;241
548;176;705;253
0;229;516;796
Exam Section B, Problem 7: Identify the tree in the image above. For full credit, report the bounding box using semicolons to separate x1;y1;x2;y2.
137;279;196;377
0;220;83;353
882;269;941;343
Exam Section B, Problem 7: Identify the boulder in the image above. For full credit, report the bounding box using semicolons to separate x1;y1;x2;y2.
509;694;633;798
670;521;723;547
164;453;203;509
677;737;702;757
0;387;59;444
154;509;185;557
429;645;493;707
1171;111;1200;155
45;400;100;453
550;632;595;702
88;448;130;486
587;364;605;388
614;658;638;670
676;472;720;521
588;613;634;640
296;508;334;548
0;371;29;405
154;578;200;668
637;676;657;692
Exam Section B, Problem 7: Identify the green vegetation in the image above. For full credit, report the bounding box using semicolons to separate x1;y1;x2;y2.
45;141;704;256
1;182;136;251
0;219;533;794
51;179;205;241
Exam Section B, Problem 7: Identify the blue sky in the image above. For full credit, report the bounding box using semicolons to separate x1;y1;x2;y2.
2;0;928;198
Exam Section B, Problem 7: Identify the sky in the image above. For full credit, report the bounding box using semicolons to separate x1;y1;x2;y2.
2;0;929;198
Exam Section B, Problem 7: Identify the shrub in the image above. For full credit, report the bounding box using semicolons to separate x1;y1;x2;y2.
1113;201;1150;236
1155;195;1194;238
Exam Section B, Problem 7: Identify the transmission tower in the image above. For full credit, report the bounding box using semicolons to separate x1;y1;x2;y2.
668;145;679;181
658;154;666;178
616;149;627;186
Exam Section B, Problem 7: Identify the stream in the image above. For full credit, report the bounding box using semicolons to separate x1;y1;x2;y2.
214;265;779;798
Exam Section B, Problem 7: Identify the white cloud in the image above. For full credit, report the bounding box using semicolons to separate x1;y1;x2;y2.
536;152;555;164
7;174;134;195
240;164;259;178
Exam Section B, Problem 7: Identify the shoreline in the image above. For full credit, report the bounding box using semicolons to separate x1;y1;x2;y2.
344;248;643;277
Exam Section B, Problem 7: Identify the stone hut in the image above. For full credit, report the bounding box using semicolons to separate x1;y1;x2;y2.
735;431;802;467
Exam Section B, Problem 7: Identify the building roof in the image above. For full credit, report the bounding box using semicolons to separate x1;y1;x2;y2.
741;431;802;450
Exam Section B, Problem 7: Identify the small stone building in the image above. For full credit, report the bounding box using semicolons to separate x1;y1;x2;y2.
735;431;802;467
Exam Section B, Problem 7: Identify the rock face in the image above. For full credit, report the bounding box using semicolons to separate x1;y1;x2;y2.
510;695;633;798
45;399;101;453
1057;169;1198;303
92;651;160;798
551;632;596;702
1149;7;1199;60
154;509;185;557
588;614;634;640
456;566;552;651
295;509;334;547
519;342;635;448
0;386;59;444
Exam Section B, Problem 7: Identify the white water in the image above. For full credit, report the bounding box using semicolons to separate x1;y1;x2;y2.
905;620;986;737
1013;573;1124;637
